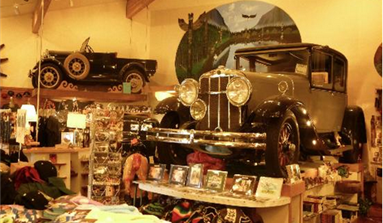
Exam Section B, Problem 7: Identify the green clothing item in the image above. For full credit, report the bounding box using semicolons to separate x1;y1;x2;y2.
15;177;75;205
48;177;75;195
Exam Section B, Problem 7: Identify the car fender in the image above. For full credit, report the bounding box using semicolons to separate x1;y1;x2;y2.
245;95;327;152
30;58;64;77
341;106;367;143
119;62;148;82
154;96;191;124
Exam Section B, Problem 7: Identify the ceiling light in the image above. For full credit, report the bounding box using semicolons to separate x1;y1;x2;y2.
69;0;74;7
14;3;20;15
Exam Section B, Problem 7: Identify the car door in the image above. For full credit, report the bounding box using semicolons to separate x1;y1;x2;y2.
308;50;347;133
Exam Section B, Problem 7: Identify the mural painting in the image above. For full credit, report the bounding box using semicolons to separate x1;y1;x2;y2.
175;1;302;83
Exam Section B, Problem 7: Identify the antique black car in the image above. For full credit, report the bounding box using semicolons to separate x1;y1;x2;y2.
29;37;157;93
147;43;366;177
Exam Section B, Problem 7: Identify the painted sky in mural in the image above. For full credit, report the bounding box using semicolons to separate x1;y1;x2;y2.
175;1;302;83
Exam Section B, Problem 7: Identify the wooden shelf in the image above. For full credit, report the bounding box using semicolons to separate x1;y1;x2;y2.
32;88;147;103
136;181;291;208
52;162;66;166
24;147;90;154
370;161;382;166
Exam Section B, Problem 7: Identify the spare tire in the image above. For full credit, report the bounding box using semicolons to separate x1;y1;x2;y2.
64;52;90;80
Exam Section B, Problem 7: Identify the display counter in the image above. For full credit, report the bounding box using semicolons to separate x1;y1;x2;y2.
136;180;305;223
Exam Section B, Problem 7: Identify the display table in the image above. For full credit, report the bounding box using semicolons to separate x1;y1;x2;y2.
136;180;305;223
24;147;90;193
137;181;290;207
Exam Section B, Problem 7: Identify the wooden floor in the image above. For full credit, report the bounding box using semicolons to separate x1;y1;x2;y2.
357;204;382;223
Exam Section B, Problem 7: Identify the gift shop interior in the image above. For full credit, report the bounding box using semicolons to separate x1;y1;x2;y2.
0;0;382;222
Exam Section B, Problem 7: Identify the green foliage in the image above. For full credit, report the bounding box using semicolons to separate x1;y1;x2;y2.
358;197;372;217
337;165;350;178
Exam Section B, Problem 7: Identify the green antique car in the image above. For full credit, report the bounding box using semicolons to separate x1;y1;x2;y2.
147;43;366;177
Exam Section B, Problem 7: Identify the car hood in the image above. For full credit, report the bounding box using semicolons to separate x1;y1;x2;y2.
47;50;74;57
243;71;310;111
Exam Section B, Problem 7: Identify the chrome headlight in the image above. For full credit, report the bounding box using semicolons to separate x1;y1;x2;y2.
190;99;207;120
178;79;199;106
226;77;252;107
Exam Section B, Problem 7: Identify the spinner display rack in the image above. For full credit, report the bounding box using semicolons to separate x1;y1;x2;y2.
88;110;123;205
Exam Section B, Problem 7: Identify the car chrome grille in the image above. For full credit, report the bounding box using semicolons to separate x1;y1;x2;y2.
199;74;242;131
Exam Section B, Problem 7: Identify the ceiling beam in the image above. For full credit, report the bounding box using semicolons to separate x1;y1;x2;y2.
126;0;156;19
32;0;52;34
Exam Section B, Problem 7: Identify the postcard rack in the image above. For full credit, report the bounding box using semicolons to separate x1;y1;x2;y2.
88;109;123;205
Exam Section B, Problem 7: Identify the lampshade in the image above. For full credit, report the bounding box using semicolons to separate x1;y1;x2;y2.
20;104;37;122
67;112;86;129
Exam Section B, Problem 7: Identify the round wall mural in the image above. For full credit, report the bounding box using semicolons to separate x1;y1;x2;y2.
175;1;302;83
374;43;382;77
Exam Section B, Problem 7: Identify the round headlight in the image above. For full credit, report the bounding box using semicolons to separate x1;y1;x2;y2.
178;79;199;106
190;99;207;120
226;77;252;107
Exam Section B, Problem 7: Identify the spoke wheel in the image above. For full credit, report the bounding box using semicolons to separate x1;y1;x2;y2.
266;110;300;177
124;69;145;94
64;52;90;80
35;63;63;89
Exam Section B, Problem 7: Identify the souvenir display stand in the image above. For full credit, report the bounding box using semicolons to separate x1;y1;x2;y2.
87;109;123;205
136;179;306;223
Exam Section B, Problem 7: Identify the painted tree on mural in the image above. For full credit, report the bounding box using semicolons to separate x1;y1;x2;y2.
175;1;302;83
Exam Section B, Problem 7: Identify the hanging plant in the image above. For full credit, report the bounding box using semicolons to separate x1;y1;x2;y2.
336;165;350;178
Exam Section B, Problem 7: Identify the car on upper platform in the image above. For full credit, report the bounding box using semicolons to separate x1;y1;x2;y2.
29;37;157;94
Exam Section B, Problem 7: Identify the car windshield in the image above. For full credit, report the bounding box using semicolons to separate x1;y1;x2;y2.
80;37;90;52
236;49;310;76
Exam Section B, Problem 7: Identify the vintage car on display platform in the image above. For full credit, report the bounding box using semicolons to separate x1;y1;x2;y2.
29;37;157;94
146;43;366;177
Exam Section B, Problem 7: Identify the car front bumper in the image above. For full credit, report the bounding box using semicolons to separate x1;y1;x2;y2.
146;127;267;150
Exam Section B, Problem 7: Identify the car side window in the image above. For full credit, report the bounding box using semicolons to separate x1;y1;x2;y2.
333;56;346;92
311;51;332;90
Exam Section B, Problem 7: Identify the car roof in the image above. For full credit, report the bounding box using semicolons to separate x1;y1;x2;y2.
235;43;347;62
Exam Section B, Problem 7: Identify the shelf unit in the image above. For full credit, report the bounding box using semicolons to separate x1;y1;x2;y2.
302;162;364;223
32;88;147;102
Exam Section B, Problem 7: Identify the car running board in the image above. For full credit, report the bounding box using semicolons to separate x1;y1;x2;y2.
328;145;353;156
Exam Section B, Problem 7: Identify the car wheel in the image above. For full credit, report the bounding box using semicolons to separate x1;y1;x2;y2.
157;112;191;166
64;52;90;80
33;63;63;89
123;69;145;94
265;110;300;177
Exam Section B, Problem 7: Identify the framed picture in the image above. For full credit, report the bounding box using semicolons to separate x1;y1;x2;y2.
255;176;283;200
230;174;256;196
147;164;166;181
186;163;203;188
286;164;302;184
204;170;228;192
61;132;74;145
169;164;189;185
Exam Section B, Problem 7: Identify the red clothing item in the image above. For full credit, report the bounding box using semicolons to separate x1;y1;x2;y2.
13;166;44;190
187;151;225;174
